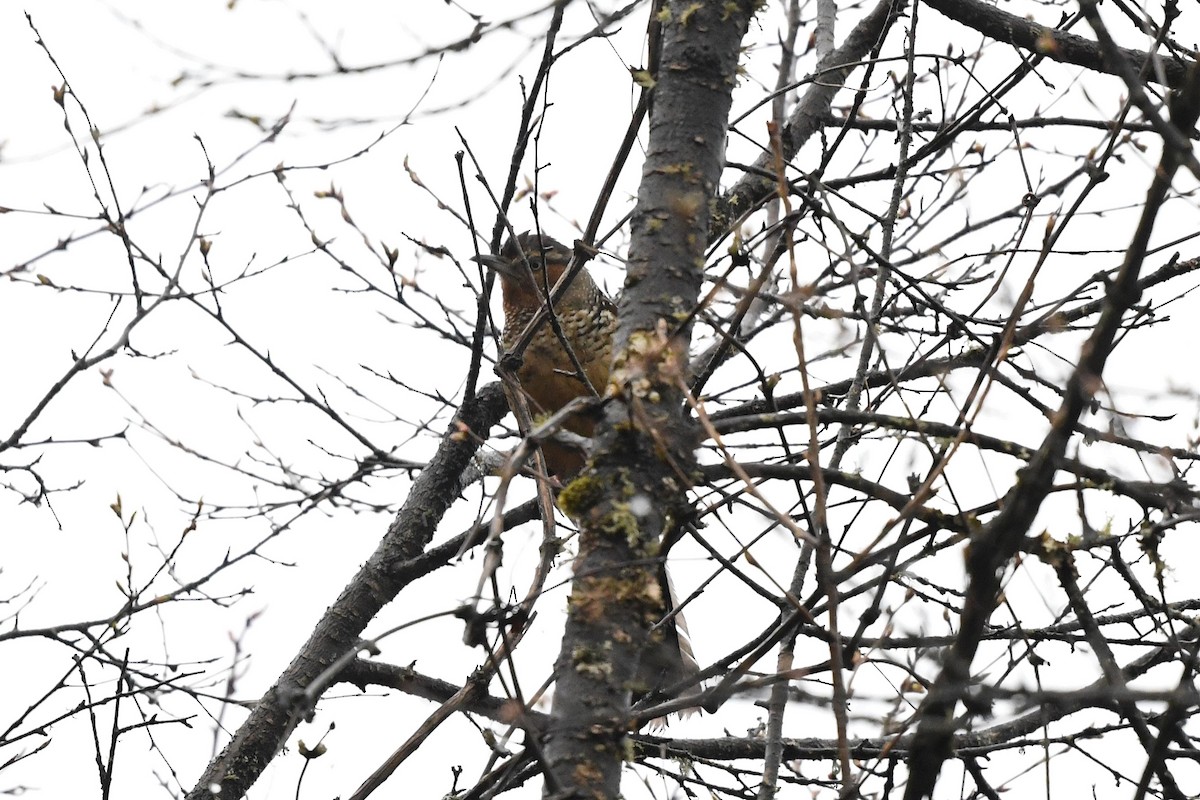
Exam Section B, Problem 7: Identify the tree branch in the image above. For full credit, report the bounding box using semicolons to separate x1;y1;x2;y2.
185;383;510;800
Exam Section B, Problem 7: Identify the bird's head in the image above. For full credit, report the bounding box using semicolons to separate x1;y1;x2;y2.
474;232;588;313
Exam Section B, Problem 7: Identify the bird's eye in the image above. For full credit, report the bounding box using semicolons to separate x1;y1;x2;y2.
527;253;547;271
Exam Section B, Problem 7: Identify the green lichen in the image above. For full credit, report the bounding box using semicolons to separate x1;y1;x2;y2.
678;2;703;26
561;472;650;550
572;645;614;680
655;162;696;177
601;502;641;548
558;474;604;519
630;68;657;89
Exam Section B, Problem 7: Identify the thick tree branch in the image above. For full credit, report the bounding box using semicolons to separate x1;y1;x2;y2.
185;383;509;800
924;0;1194;90
712;0;904;235
901;62;1200;800
543;1;757;796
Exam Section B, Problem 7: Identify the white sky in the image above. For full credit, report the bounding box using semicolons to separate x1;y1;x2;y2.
3;1;1200;798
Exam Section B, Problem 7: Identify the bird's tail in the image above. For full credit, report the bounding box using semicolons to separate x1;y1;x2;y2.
642;566;704;729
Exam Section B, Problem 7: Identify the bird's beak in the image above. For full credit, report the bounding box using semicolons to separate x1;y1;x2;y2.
471;253;520;280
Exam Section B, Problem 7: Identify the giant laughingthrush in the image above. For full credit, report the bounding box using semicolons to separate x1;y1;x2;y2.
476;231;701;720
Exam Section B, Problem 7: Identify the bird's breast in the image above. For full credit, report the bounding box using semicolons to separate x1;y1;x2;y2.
502;305;614;435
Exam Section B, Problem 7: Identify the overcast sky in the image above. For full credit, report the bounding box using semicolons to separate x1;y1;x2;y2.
4;1;1200;798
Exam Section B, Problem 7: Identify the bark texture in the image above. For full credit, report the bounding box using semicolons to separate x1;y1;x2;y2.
542;1;756;797
186;384;509;800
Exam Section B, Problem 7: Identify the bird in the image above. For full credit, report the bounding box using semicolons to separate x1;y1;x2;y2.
475;231;617;478
475;231;702;723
